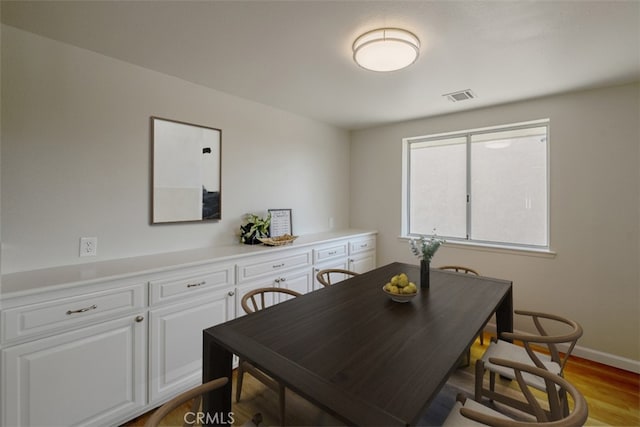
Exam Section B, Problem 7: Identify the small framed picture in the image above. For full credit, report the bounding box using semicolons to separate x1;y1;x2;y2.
268;209;292;237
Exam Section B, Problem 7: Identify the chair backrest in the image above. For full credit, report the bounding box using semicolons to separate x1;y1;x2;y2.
241;287;302;314
438;265;480;275
501;310;583;373
460;357;588;426
144;377;229;427
315;268;359;287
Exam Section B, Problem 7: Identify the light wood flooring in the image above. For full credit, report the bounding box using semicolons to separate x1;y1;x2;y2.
125;335;639;426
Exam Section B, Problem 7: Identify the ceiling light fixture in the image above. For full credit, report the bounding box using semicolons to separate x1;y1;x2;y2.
352;28;420;72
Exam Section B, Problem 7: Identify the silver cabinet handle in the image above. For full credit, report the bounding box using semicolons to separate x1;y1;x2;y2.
274;278;281;283
66;304;97;315
280;277;286;282
328;250;337;255
228;291;235;297
135;315;144;323
187;281;206;288
272;263;285;269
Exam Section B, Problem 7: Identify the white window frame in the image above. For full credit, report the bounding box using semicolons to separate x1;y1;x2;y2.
401;119;552;254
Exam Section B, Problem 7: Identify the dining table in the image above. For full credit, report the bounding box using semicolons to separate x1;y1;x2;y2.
202;261;513;425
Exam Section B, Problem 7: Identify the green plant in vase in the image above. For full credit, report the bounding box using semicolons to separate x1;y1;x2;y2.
409;230;445;289
240;213;271;245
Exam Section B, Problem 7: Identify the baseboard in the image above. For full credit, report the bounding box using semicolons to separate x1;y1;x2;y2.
484;323;640;374
569;345;640;374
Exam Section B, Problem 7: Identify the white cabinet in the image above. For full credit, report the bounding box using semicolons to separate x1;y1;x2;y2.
313;241;349;265
1;282;145;345
275;268;314;301
0;230;376;427
1;314;146;426
149;286;234;403
235;249;312;284
348;236;377;274
235;249;313;314
312;235;376;288
148;263;235;404
312;240;351;290
313;259;350;290
148;264;234;306
348;251;376;273
235;267;314;316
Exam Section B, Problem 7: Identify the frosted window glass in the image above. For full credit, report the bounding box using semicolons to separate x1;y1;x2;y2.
409;137;466;238
470;129;548;246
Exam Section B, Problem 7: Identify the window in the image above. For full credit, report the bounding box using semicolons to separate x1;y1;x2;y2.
403;120;549;249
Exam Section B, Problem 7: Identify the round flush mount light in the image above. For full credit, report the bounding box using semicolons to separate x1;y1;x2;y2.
352;28;420;72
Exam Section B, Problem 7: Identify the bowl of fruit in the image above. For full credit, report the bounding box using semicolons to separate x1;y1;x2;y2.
383;273;418;303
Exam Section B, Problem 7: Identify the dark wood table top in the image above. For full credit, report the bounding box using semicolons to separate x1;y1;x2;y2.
204;262;512;425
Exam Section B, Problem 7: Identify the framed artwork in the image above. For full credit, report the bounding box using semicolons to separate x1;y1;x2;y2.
268;209;292;237
151;117;221;223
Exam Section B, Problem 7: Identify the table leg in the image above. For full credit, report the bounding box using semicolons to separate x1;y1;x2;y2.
495;285;513;340
203;330;233;426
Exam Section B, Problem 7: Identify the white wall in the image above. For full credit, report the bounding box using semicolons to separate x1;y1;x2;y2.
350;83;640;366
0;26;350;273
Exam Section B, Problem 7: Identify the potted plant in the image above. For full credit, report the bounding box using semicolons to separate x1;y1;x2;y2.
409;231;445;289
240;213;271;245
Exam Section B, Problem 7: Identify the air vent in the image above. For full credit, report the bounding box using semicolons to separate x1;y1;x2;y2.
443;89;476;102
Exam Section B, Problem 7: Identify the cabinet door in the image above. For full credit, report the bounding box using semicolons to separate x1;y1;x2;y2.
313;259;350;290
1;314;146;427
349;251;376;274
276;268;313;301
235;279;276;318
149;288;234;403
235;267;312;315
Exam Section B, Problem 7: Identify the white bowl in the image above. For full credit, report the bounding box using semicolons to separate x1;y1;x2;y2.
382;286;417;303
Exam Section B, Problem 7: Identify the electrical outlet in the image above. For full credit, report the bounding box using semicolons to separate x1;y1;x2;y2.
80;237;98;257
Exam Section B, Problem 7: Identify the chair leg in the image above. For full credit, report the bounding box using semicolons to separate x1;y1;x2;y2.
479;330;484;345
560;387;570;417
474;359;484;401
236;359;245;403
278;384;286;426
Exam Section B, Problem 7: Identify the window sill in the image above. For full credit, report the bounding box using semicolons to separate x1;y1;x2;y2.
398;236;556;259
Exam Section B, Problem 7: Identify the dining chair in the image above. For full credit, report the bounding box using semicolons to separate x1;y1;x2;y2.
315;268;359;287
438;264;482;367
237;287;303;426
438;264;480;276
444;357;588;426
475;310;583;416
144;377;229;427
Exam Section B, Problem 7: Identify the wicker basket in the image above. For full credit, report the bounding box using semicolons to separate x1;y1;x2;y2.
257;235;298;246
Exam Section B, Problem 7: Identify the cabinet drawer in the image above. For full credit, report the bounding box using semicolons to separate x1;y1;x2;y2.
149;265;234;305
313;242;348;263
2;283;145;343
236;250;312;283
350;237;376;254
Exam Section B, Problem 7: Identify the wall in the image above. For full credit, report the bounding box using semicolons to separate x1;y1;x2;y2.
350;83;640;367
0;25;350;274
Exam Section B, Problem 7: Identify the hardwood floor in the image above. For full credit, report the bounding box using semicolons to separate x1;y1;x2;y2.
125;335;639;426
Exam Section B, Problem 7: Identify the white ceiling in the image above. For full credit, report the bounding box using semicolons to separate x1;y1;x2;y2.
3;1;639;130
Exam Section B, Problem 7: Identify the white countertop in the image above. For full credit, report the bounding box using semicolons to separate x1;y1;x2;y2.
1;229;376;300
